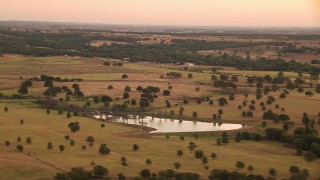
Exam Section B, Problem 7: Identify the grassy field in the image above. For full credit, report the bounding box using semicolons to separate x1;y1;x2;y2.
0;54;319;179
0;102;319;179
0;54;318;125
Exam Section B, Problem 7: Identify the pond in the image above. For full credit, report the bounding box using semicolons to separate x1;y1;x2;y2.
93;115;243;133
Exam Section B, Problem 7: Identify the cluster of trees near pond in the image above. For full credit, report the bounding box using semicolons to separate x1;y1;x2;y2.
0;29;319;74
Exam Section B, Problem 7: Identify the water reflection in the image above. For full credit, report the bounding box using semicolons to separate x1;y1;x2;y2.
93;115;243;133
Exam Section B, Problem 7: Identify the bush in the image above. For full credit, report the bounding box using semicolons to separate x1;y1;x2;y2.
174;162;181;169
140;169;151;178
93;165;108;177
235;161;245;169
16;145;23;152
133;144;139;151
265;128;286;141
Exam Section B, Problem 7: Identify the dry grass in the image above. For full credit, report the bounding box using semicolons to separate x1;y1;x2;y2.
0;55;319;179
0;103;319;179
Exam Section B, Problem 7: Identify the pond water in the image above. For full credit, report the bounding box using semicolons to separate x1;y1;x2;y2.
93;115;243;133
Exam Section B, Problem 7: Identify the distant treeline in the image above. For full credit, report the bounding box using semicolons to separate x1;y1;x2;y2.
0;29;319;73
281;45;320;54
171;39;285;51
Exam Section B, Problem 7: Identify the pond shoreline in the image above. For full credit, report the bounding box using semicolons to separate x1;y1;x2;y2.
92;113;245;133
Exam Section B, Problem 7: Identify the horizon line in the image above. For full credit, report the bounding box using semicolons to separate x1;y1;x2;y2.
1;20;320;29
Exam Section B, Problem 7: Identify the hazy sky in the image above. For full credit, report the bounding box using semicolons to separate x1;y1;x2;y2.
1;0;320;27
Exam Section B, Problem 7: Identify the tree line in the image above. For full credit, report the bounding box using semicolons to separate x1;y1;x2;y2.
0;29;319;73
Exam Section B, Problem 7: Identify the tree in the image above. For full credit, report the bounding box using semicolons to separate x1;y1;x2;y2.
211;153;217;159
229;94;235;101
16;145;23;152
139;98;150;108
93;96;99;104
17;84;28;95
146;159;152;165
163;90;170;96
103;61;111;66
118;173;126;180
122;74;128;79
44;80;53;87
283;123;289;131
279;114;290;121
179;107;184;116
235;161;245;169
188;142;197;152
217;97;228;106
86;136;95;146
248;165;254;171
93;165;108;177
183;99;189;104
59;145;65;151
177;150;183;157
192;111;198;118
174;162;181;169
68;122;80;133
20;119;24;125
231;75;238;82
54;167;89;180
66;112;71;118
222;132;229;144
305;91;314;96
195;87;200;92
26;137;32;144
99;144;111;155
140;169;151;178
70;139;75;146
296;149;303;156
211;75;218;81
131;99;137;106
269;168;277;176
124;86;131;92
4;107;8;112
194;134;199;140
47;142;53;150
64;135;70;140
107;85;113;90
5;140;10;147
216;138;221;146
123;92;130;99
202;156;208;165
188;73;193;79
101;95;112;103
302;169;309;177
303;151;316;163
194;150;204;159
133;144;139;151
289;166;300;174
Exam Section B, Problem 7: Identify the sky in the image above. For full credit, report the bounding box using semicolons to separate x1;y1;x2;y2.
1;0;320;27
